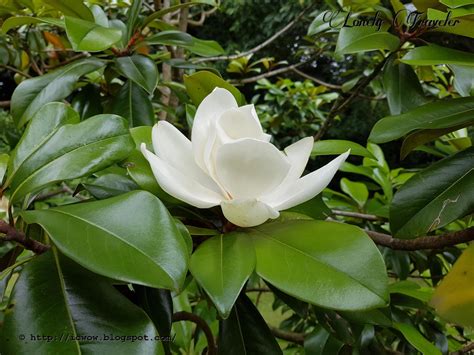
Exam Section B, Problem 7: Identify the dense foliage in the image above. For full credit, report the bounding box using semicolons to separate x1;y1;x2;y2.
0;0;473;354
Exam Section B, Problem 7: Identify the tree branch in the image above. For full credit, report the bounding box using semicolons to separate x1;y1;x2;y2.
0;64;32;78
270;326;305;345
192;6;309;63
366;228;474;251
451;342;474;355
172;311;217;355
0;220;50;254
0;100;10;108
230;61;308;84
314;51;395;141
332;209;384;221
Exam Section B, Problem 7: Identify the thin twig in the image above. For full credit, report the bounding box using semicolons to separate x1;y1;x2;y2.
44;53;89;69
172;311;217;355
332;209;384;221
0;101;10;108
366;228;474;251
270;326;305;345
246;287;272;293
0;64;32;78
451;342;474;355
192;6;310;63
230;61;309;84
0;220;50;254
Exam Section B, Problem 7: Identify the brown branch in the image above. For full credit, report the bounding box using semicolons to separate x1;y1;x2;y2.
0;64;32;78
314;51;395;141
0;220;50;254
0;100;10;108
245;287;272;293
172;311;217;355
270;326;305;345
451;342;474;355
332;209;384;221
366;228;474;251
230;61;308;85
44;53;89;69
193;6;309;63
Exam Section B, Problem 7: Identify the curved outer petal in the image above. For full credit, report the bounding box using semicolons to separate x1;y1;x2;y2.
141;144;224;208
152;121;221;194
216;105;271;144
191;88;237;172
215;138;290;199
263;150;350;211
221;199;279;227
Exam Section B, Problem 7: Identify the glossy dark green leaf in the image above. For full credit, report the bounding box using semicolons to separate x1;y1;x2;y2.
136;286;173;355
312;140;374;158
1;16;64;33
339;309;392;327
335;27;399;54
286;194;331;220
71;84;103;119
304;328;344;355
6;107;134;203
390;147;474;238
42;0;93;20
218;294;282;355
401;44;474;66
369;97;474;143
0;249;163;354
250;220;388;310
341;178;368;207
146;30;194;46
11;58;105;127
65;16;122;52
184;71;245;106
82;173;138;199
126;0;142;41
115;55;158;94
184;37;224;57
190;233;255;318
0;153;8;185
394;323;442;355
22;191;188;290
383;59;427;115
110;81;155;127
313;308;354;345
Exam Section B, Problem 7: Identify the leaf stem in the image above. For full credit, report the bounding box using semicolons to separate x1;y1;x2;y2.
0;220;50;254
172;311;217;355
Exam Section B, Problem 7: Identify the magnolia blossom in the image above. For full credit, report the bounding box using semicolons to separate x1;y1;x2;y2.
141;88;349;227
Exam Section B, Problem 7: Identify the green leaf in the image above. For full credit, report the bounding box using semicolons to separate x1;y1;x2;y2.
312;140;374;158
22;191;188;290
126;0;142;41
401;44;474;66
6;107;134;203
110;81;155;127
82;173;138;199
184;37;225;57
65;16;122;52
369;97;474;143
184;71;245;106
335;27;400;54
11;58;105;127
1;16;64;33
42;0;94;20
390;147;474;238
190;233;255;318
394;323;442;355
341;178;368;207
383;59;427;115
450;65;474;97
286;194;332;220
0;249;163;354
440;0;474;7
0;153;8;185
250;220;388;310
218;294;282;355
304;328;344;355
145;30;193;46
389;281;433;302
115;55;158;94
71;84;103;119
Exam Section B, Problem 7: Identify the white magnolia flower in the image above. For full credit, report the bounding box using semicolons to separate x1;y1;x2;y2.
141;88;349;227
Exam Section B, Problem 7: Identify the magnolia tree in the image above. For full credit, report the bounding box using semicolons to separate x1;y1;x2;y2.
0;0;473;354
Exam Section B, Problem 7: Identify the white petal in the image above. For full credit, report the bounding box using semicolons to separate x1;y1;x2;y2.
151;121;221;194
221;199;279;227
192;88;238;171
215;138;290;199
216;104;270;143
141;144;223;208
265;150;350;211
265;137;314;202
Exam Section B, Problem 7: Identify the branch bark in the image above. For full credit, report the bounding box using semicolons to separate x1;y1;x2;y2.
0;220;50;254
230;60;308;85
192;6;309;63
270;326;305;345
172;311;217;355
332;209;384;221
366;228;474;251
